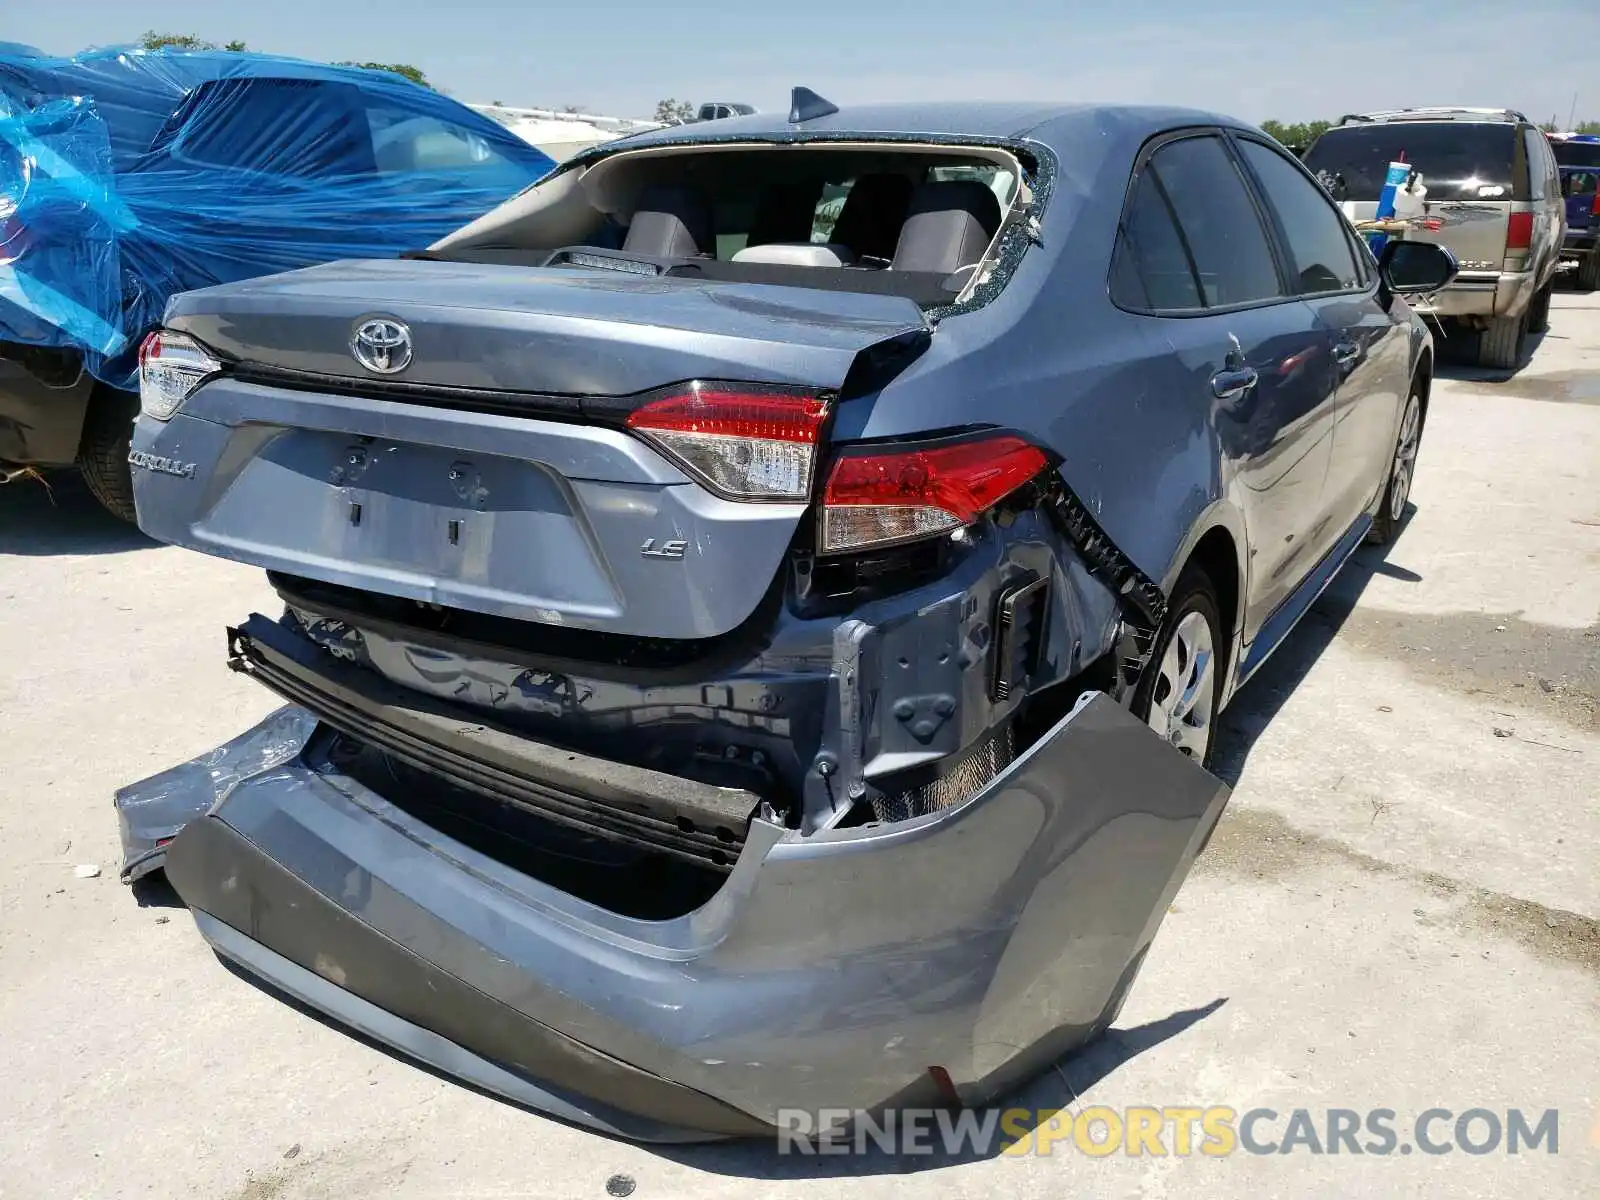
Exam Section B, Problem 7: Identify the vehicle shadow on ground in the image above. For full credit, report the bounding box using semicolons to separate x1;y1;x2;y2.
129;872;185;908
0;471;153;556
1431;326;1548;382
647;998;1227;1177
1209;514;1417;788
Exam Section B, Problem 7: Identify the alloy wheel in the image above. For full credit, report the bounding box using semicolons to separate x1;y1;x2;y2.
1389;393;1421;524
1145;610;1216;761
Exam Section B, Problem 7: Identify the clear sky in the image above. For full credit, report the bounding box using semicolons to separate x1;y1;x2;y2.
9;0;1599;126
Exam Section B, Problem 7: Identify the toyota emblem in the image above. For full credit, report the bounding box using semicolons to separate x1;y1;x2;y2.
351;317;413;374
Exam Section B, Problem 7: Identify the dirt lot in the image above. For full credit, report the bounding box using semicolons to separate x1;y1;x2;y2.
1;295;1596;1199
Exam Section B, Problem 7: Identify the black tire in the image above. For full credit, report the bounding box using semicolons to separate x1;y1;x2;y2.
1578;250;1600;293
1368;387;1423;545
1527;283;1552;335
1477;310;1526;370
1132;567;1225;769
76;388;139;523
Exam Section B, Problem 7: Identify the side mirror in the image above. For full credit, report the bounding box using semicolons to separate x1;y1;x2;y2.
1379;240;1459;295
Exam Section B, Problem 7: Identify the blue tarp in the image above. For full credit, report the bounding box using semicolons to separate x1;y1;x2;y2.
0;46;554;388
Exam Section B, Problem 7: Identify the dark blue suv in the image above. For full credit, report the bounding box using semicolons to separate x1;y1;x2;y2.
1552;133;1600;289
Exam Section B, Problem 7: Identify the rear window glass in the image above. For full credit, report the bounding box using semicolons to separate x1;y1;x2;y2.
1553;139;1600;169
1304;122;1520;202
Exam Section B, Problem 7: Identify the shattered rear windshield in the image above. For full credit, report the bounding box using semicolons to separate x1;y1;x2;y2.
434;142;1036;311
1304;123;1522;202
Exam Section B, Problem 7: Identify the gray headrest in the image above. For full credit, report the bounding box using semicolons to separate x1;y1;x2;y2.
890;180;1003;275
830;173;914;262
624;184;713;257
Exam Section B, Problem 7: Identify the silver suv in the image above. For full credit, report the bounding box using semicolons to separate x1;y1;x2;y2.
1304;107;1566;368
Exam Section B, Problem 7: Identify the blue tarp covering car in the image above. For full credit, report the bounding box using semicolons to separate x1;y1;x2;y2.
0;44;553;516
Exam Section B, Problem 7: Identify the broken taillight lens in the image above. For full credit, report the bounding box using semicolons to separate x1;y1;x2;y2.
626;383;829;501
819;433;1050;554
138;330;222;421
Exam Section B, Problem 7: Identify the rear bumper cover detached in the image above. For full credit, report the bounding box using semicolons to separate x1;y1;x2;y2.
117;679;1228;1142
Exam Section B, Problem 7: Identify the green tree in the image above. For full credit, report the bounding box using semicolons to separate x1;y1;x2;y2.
339;61;431;88
139;32;248;52
654;98;695;125
140;31;215;51
1260;118;1332;149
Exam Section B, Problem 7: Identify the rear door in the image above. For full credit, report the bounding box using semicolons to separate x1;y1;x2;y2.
1233;134;1410;534
1520;125;1564;282
1111;131;1338;634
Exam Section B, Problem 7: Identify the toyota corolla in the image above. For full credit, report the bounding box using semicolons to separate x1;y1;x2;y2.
115;92;1456;1141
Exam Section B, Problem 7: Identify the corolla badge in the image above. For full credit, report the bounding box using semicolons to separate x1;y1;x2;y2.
351;317;413;374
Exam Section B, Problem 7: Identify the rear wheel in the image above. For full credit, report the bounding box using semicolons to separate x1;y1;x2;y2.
1134;570;1224;769
1368;387;1422;545
76;389;139;523
1477;310;1526;370
1527;283;1553;334
1578;250;1600;292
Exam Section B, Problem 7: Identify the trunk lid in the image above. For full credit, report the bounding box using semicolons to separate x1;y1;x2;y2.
137;259;929;641
165;257;929;395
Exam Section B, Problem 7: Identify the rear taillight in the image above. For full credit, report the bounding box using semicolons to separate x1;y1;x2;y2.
626;383;828;501
1506;211;1534;251
819;433;1050;554
1591;191;1600;217
138;330;221;421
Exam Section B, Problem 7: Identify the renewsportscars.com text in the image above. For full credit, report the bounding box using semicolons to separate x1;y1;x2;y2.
775;1105;1562;1157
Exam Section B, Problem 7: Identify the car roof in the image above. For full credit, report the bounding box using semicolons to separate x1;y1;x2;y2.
599;101;1254;156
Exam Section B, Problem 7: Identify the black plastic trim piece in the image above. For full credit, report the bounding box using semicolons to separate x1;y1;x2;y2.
227;615;759;870
1043;482;1168;636
230;362;584;420
991;575;1048;702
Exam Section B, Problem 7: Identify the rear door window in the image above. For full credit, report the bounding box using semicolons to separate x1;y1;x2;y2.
1145;134;1283;308
1236;138;1364;295
1522;127;1549;201
1304;122;1521;202
1110;163;1203;311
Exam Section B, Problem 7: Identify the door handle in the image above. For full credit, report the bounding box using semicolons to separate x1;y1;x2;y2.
1333;341;1361;367
1211;366;1258;400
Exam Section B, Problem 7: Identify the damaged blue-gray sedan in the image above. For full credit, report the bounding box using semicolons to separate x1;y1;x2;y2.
116;93;1457;1141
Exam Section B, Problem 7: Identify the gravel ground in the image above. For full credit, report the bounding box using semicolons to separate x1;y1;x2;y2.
1;294;1595;1199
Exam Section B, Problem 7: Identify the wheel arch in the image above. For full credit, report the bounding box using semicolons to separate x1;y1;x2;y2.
1162;507;1246;703
1413;345;1433;429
